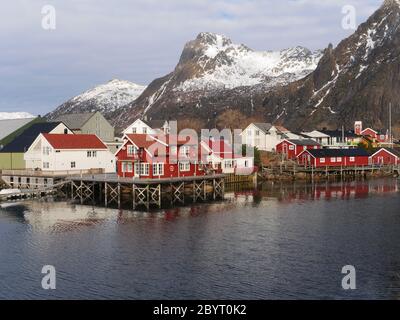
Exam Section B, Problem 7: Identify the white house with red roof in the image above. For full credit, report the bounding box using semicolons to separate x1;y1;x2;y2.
24;134;115;173
200;138;254;175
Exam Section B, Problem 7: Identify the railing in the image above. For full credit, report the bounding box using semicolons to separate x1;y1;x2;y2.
0;168;105;177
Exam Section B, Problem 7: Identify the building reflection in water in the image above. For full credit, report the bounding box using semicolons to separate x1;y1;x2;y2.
4;178;398;233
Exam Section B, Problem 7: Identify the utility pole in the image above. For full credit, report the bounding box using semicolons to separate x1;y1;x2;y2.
389;102;393;148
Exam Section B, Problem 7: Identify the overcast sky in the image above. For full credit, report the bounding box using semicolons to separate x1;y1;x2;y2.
0;0;383;115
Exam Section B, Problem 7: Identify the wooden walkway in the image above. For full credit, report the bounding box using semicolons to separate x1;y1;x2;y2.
67;174;226;210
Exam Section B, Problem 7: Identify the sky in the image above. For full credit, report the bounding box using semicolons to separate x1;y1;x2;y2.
0;0;383;116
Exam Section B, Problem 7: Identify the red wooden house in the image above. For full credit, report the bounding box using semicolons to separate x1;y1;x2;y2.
276;139;322;159
115;134;209;179
369;148;400;165
297;148;371;168
361;128;390;143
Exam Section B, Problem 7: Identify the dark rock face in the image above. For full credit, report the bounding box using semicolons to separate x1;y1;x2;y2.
263;0;400;135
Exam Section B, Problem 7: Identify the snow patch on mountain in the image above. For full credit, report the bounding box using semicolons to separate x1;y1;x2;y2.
69;79;146;113
0;112;35;120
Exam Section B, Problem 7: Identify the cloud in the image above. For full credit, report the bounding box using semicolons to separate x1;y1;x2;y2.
0;0;383;115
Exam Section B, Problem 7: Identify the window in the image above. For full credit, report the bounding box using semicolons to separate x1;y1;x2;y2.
132;128;137;134
43;147;51;155
127;145;137;156
303;146;307;151
247;130;252;136
350;157;355;162
43;162;50;169
93;151;97;157
289;145;295;150
255;130;260;136
140;163;149;175
87;151;92;157
244;160;249;167
179;162;190;172
320;158;326;163
122;162;133;173
180;146;190;157
152;163;164;176
71;162;76;168
336;157;342;162
142;127;147;134
331;158;336;163
224;160;233;169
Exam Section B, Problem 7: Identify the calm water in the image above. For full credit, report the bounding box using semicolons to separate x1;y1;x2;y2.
0;178;399;300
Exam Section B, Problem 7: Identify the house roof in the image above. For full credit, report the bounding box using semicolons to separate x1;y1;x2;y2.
204;139;243;159
126;134;160;149
54;112;95;130
142;119;167;129
0;117;36;141
304;148;371;158
273;125;290;133
286;139;321;146
301;130;330;138
0;122;64;153
252;123;272;133
319;130;359;138
43;134;107;150
370;148;400;158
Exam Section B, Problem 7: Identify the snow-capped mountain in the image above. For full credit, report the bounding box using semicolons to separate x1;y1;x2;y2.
111;32;322;129
0;112;35;120
175;33;322;91
262;0;400;134
46;79;146;120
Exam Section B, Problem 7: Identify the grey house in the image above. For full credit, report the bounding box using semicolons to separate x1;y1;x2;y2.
55;111;115;142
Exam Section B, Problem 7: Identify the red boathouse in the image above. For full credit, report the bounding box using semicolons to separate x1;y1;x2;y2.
297;148;371;168
276;139;322;159
369;148;400;165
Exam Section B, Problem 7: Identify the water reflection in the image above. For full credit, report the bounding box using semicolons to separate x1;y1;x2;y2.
0;178;399;299
226;178;399;204
2;178;397;234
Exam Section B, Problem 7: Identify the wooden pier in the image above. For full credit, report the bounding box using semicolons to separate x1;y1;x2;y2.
67;174;226;210
262;164;400;181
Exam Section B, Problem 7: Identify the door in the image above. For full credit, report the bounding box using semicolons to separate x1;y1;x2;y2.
134;162;140;178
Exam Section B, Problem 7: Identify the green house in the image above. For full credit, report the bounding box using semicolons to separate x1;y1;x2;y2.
0;121;71;170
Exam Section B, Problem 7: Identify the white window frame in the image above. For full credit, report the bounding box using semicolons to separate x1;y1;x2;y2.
180;146;190;157
289;145;295;150
152;163;164;176
350;157;355;162
336;157;342;163
140;163;149;175
71;161;76;169
320;158;326;163
331;157;336;163
179;162;190;172
43;162;50;169
127;145;137;156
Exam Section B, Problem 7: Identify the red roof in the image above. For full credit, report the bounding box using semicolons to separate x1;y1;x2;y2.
126;134;159;149
43;134;107;150
205;139;243;159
